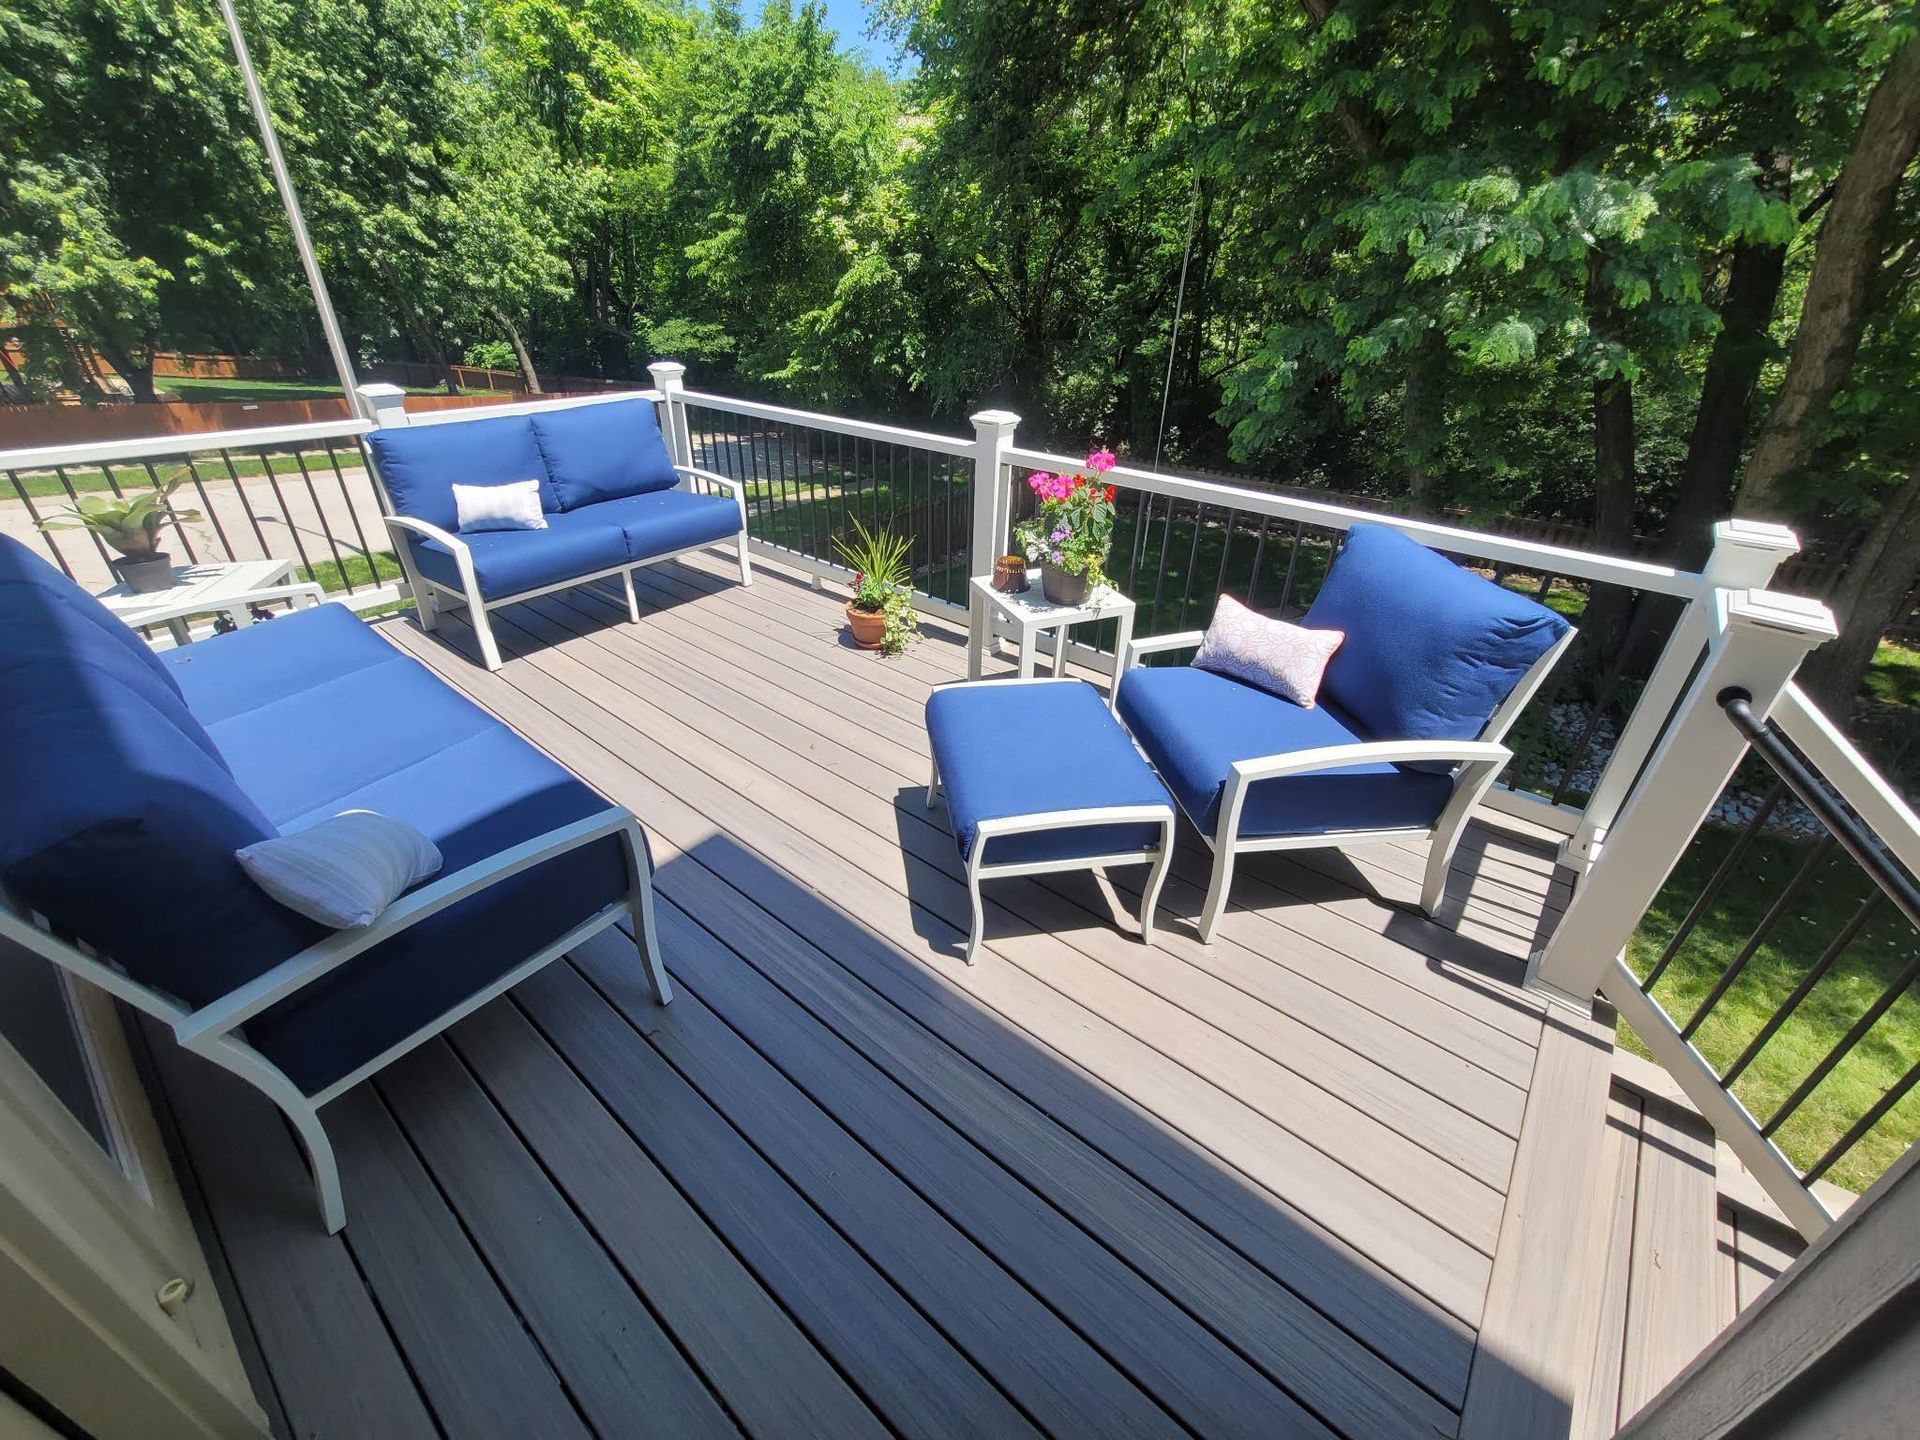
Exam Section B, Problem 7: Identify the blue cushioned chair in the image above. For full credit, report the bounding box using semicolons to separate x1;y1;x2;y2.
0;536;670;1232
367;395;751;670
1116;523;1576;940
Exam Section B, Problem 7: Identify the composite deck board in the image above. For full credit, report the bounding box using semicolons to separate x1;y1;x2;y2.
410;602;1500;1318
1731;1208;1804;1312
544;580;1538;1103
443;1002;892;1440
538;949;1187;1440
142;1039;440;1440
1617;1095;1721;1422
318;1086;601;1439
1573;1091;1645;1440
140;554;1623;1440
535;578;1523;1181
372;1043;742;1439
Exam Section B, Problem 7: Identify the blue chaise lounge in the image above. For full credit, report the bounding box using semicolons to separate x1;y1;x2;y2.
0;534;669;1231
367;395;751;670
1116;522;1576;940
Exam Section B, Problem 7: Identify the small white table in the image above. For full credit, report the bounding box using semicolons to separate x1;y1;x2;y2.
95;559;325;646
968;571;1136;703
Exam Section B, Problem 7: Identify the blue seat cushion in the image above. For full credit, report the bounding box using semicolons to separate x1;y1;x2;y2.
368;414;556;532
1302;523;1569;771
0;570;321;1008
926;681;1171;867
577;489;742;561
410;505;632;600
0;536;228;769
1116;664;1455;838
530;397;680;509
167;606;628;1094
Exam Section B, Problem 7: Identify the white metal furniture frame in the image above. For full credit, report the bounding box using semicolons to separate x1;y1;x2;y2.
378;461;753;672
95;558;325;647
967;572;1136;706
0;807;669;1234
926;678;1176;963
1120;626;1579;942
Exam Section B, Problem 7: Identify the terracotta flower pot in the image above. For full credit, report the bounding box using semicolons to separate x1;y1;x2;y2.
991;555;1030;592
1040;562;1088;606
112;553;177;594
845;601;887;650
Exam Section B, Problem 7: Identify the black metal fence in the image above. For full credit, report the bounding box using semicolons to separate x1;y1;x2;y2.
1630;695;1920;1193
680;403;974;608
4;431;396;600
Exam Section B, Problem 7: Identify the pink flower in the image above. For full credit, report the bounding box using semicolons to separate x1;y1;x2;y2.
1086;448;1117;473
1027;471;1054;496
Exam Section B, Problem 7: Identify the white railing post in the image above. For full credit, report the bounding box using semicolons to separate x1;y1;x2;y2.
1568;519;1802;865
1528;588;1837;1011
357;382;409;429
967;408;1020;661
647;360;692;472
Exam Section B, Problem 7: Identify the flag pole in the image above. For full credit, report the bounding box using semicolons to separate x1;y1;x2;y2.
214;0;363;414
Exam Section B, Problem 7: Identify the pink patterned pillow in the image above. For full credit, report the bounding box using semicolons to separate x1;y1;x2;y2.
1192;594;1344;708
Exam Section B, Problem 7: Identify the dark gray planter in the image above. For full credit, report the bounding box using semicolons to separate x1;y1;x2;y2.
113;554;177;594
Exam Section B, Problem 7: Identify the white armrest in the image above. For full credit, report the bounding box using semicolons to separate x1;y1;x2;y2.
674;465;748;527
175;807;638;1046
1122;630;1206;670
384;513;480;602
1229;739;1512;785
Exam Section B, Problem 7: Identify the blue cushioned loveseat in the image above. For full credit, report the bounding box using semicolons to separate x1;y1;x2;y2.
0;535;670;1231
366;395;751;670
1117;523;1576;940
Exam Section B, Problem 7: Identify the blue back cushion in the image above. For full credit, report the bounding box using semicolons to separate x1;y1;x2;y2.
0;560;320;1006
529;398;680;509
366;414;554;531
1302;523;1570;762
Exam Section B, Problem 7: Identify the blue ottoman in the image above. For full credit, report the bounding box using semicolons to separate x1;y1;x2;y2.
925;678;1176;962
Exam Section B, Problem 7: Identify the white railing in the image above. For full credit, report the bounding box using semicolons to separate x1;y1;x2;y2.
1;416;402;615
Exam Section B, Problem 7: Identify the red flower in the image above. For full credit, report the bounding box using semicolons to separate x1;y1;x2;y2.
1073;474;1086;490
1105;485;1116;502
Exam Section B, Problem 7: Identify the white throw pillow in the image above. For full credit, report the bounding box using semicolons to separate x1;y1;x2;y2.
452;478;548;533
1192;594;1344;709
236;810;443;929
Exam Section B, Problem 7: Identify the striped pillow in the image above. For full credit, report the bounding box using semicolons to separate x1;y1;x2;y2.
236;810;443;929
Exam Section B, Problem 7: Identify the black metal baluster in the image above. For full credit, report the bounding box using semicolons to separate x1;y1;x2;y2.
141;460;198;564
218;449;272;556
1642;781;1789;992
256;446;318;581
1244;516;1271;608
1723;894;1883;1086
289;449;346;589
1764;946;1920;1140
1174;504;1207;631
322;442;377;581
1213;508;1237;603
1801;1056;1920;1186
1148;499;1177;634
1275;521;1306;612
182;455;235;562
1679;835;1836;1040
9;469;73;578
1126;490;1152;596
53;468;113;567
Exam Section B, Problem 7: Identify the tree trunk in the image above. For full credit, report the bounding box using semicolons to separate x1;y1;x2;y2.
374;257;461;394
1662;155;1794;566
1736;36;1920;517
1401;331;1444;514
1797;461;1920;713
493;307;543;394
1584;254;1639;667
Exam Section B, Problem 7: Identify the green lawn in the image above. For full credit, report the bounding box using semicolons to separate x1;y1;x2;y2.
157;375;442;404
1622;826;1920;1193
298;549;404;595
4;447;360;501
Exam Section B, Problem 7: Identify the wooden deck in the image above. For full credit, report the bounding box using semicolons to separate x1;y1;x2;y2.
138;550;1663;1440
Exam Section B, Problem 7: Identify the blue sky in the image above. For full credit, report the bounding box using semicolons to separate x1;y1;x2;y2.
817;0;910;74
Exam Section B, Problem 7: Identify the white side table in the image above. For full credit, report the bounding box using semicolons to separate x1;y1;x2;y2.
968;571;1136;704
95;559;326;647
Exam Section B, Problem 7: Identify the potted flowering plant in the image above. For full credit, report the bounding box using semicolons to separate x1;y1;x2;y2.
39;474;201;593
832;517;921;656
1014;448;1118;605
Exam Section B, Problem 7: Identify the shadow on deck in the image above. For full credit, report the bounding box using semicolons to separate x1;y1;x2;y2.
139;551;1643;1440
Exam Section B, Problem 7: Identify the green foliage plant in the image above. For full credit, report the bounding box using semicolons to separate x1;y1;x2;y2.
38;474;200;560
831;516;920;656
